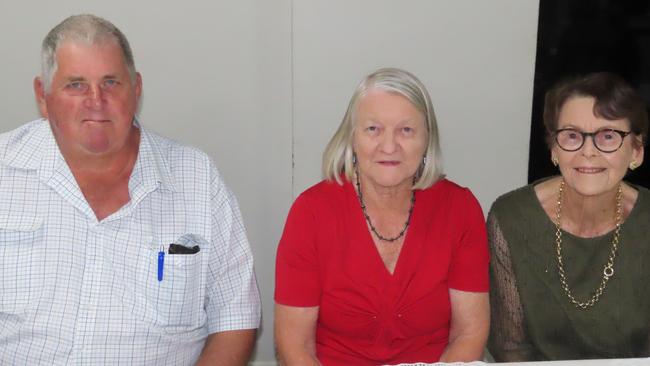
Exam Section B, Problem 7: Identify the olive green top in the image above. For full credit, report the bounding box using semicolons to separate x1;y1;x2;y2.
488;181;650;361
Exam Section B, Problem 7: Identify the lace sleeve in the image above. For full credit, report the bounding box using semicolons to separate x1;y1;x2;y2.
487;212;538;362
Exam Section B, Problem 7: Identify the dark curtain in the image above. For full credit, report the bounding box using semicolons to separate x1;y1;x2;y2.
529;0;650;187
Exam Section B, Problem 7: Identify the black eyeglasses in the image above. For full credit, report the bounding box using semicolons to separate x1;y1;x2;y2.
554;128;632;153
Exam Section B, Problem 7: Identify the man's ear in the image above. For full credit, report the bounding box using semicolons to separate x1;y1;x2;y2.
34;77;49;118
134;72;142;98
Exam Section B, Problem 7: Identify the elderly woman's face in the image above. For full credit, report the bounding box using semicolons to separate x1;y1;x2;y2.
353;89;427;190
552;96;644;197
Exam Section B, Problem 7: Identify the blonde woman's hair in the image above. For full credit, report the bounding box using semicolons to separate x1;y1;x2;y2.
322;67;443;189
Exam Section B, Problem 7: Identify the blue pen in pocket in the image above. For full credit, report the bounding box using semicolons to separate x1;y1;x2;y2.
157;245;165;281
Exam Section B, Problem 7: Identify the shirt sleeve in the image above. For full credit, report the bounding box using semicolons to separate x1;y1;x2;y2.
204;164;261;334
447;188;490;292
274;192;321;307
486;209;537;361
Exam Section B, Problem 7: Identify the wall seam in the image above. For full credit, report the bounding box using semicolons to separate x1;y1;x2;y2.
290;0;295;199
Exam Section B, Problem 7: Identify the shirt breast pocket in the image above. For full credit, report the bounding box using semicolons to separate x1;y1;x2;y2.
134;245;207;332
0;216;45;314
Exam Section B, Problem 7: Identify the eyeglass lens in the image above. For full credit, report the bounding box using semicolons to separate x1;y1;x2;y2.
556;129;624;152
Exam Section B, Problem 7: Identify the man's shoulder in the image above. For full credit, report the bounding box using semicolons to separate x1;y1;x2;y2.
139;128;226;193
0;119;50;166
142;129;210;160
0;119;47;144
141;128;215;172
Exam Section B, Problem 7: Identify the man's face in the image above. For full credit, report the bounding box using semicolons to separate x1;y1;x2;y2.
35;40;142;158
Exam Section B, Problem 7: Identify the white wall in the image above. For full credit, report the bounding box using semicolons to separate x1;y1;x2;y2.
292;0;539;213
0;1;538;364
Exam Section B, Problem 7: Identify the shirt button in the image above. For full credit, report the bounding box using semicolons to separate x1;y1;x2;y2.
397;313;403;318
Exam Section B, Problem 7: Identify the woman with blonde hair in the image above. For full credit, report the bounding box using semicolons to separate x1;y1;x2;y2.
274;68;489;365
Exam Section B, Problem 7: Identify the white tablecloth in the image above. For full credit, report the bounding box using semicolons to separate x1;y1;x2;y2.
390;359;650;366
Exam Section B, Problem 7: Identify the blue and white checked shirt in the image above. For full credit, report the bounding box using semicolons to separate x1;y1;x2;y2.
0;119;261;365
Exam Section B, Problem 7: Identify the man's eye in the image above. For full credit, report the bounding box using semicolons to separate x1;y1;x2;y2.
67;82;84;89
567;132;579;140
103;79;119;88
64;81;88;93
402;127;413;133
366;126;377;132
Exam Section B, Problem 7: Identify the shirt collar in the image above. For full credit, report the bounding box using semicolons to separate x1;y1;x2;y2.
133;119;177;193
1;118;177;193
1;119;59;176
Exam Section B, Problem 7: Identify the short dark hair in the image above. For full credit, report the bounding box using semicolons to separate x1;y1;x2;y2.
543;72;648;148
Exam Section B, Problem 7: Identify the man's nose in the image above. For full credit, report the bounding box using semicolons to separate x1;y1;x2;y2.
84;85;105;109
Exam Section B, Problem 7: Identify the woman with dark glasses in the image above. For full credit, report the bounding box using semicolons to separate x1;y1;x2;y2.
488;72;650;361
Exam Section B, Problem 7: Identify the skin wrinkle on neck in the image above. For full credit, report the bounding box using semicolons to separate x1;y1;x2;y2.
356;172;414;211
561;182;620;238
538;177;638;239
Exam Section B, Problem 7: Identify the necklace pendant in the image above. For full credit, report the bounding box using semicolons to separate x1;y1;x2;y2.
554;179;623;309
603;266;614;278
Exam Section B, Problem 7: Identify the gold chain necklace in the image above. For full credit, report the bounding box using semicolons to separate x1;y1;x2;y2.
554;179;623;309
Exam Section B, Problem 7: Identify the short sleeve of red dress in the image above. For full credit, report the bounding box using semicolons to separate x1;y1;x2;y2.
447;188;490;292
275;192;321;306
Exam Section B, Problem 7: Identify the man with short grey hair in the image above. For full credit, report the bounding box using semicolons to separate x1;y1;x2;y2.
0;14;260;365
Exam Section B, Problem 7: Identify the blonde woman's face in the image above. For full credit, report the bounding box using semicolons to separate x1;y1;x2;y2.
353;89;427;190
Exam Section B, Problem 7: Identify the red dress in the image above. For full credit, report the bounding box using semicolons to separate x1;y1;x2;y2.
275;178;489;365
